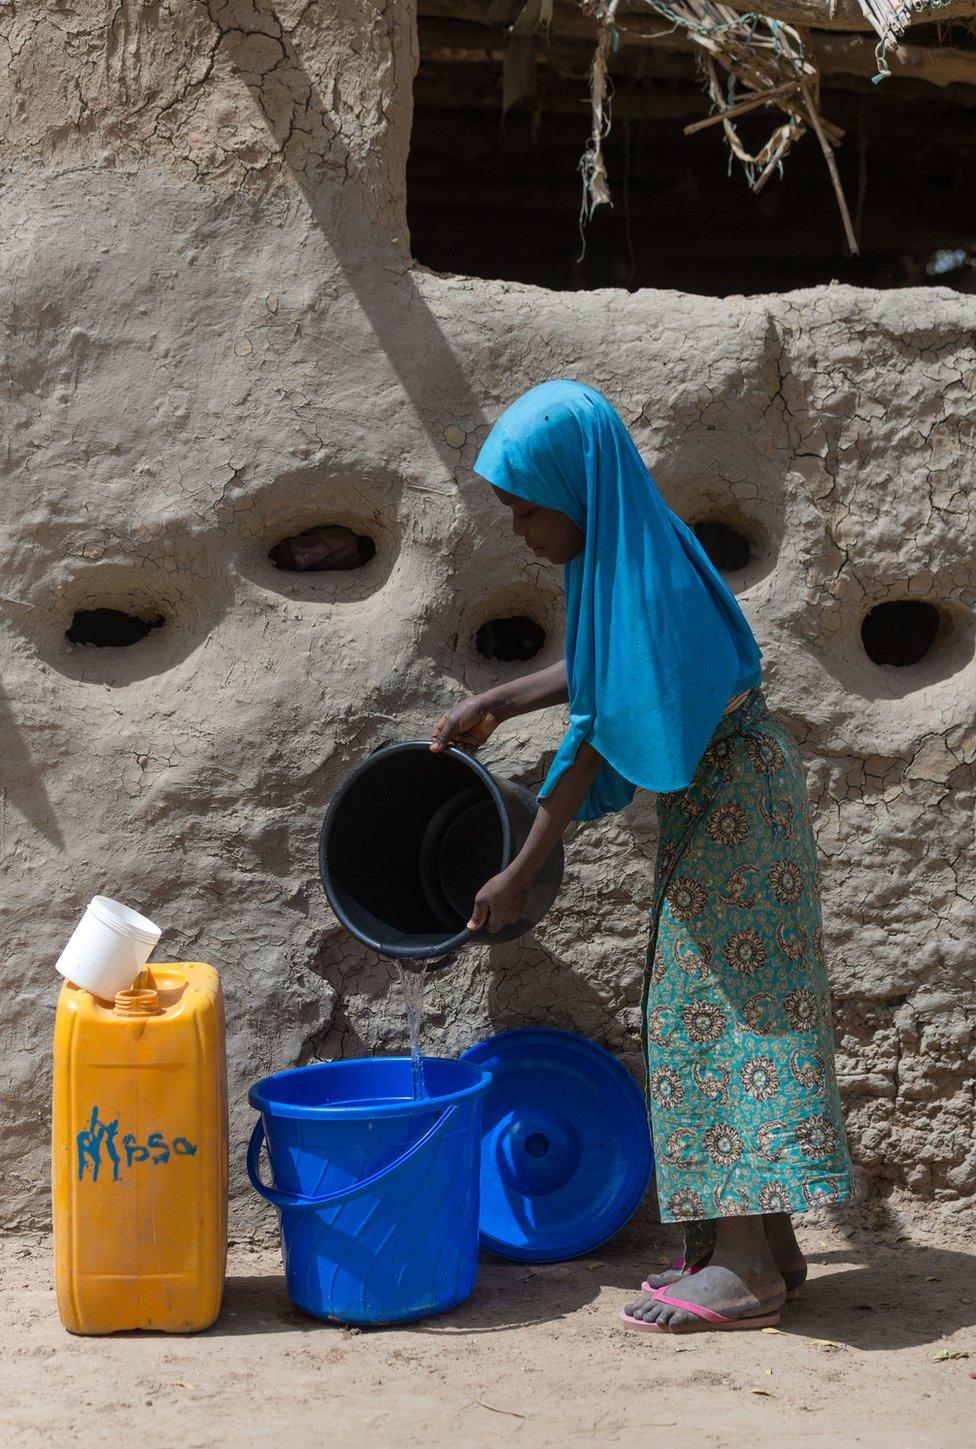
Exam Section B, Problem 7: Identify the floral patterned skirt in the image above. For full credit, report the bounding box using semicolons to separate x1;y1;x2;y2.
642;687;853;1235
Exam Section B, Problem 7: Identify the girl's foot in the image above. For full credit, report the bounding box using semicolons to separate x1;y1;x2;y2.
627;1214;787;1330
625;1256;786;1331
642;1211;807;1296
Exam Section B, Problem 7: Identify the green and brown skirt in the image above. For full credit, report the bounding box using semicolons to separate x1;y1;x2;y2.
642;687;853;1256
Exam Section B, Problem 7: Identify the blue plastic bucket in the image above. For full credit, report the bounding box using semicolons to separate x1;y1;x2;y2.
247;1057;492;1325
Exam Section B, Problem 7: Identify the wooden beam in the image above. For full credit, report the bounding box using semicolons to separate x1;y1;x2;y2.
418;4;678;49
418;0;976;38
418;8;976;90
418;14;686;59
660;0;976;30
813;36;976;88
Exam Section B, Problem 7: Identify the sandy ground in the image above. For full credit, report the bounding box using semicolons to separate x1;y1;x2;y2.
2;1222;974;1448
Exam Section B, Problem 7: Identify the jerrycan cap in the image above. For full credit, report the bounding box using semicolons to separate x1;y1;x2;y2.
459;1028;653;1263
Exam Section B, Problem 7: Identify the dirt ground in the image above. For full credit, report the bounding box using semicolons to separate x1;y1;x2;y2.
2;1220;974;1448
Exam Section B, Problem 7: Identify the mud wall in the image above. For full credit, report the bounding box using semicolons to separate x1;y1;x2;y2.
0;2;973;1229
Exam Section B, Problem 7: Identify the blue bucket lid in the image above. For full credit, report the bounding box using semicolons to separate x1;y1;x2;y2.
459;1028;653;1263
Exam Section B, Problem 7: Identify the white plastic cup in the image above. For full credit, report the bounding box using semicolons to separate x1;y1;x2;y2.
55;895;162;1000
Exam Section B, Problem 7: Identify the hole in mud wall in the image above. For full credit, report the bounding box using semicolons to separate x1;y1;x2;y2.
409;11;976;295
860;601;941;667
269;524;377;572
693;520;752;574
476;615;546;663
65;608;164;648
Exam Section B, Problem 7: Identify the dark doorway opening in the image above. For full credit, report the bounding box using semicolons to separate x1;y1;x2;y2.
860;600;941;667
66;608;164;648
476;615;546;662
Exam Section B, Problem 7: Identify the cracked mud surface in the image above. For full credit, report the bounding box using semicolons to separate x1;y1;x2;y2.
0;3;974;1232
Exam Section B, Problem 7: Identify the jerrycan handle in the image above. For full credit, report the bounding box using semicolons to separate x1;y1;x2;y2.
246;1106;458;1211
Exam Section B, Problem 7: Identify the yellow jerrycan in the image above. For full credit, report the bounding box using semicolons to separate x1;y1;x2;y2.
52;963;228;1334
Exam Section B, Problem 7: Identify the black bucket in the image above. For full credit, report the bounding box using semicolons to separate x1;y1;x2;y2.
319;742;565;964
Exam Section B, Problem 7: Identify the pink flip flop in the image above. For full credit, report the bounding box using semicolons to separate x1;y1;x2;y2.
620;1285;782;1334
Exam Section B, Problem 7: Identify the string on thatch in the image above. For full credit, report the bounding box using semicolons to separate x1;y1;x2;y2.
579;0;859;254
854;0;956;79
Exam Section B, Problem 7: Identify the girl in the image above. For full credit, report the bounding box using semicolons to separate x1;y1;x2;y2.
430;380;852;1335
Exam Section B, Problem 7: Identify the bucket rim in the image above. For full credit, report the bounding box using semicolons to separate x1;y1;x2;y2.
318;740;514;961
248;1055;493;1120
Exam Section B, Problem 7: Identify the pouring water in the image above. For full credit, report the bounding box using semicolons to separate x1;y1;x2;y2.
392;955;458;1100
396;961;429;1099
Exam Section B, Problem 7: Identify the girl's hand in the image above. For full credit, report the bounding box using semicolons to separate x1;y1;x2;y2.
430;695;502;754
467;867;529;934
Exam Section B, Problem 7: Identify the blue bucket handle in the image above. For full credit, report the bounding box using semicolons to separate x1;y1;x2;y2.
247;1103;459;1211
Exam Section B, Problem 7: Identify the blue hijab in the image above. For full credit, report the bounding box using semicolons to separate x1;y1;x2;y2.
473;381;762;820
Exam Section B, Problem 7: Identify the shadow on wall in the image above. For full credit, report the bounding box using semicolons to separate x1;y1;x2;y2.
0;678;65;849
205;2;488;471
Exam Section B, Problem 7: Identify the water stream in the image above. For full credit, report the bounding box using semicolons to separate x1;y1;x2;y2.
395;961;430;1100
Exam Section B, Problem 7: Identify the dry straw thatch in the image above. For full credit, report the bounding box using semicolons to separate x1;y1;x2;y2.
579;0;859;252
453;0;973;258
